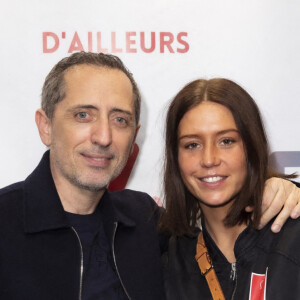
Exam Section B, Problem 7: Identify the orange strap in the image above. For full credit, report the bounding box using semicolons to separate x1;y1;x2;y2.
195;232;225;300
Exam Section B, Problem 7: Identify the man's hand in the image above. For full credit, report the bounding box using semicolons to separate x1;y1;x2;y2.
245;178;300;233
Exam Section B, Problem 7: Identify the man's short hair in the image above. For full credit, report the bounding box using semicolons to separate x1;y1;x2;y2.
41;52;141;125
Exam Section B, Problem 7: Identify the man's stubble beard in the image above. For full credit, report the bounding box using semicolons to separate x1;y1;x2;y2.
64;161;127;192
50;144;131;192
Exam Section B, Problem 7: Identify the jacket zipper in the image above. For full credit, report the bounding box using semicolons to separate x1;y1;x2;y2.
112;221;131;300
71;227;83;300
230;263;238;300
230;262;236;281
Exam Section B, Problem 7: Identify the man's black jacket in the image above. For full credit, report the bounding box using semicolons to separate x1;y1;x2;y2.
0;152;165;299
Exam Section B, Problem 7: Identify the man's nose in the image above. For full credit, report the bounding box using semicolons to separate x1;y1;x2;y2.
91;118;112;147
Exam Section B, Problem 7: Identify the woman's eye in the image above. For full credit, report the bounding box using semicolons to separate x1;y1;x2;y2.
220;138;234;146
186;143;199;149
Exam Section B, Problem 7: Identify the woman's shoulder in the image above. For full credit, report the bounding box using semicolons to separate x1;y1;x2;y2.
259;217;300;265
162;230;212;300
163;229;200;259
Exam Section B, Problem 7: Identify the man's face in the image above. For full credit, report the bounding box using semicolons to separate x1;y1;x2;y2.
41;65;139;192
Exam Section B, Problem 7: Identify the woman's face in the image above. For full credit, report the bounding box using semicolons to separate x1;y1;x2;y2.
177;101;247;207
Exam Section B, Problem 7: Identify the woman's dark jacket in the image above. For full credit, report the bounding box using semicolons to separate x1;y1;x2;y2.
162;219;300;299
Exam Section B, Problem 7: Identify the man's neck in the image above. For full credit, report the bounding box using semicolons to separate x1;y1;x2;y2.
52;175;105;215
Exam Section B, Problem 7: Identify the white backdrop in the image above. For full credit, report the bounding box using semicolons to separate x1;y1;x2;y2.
0;0;300;198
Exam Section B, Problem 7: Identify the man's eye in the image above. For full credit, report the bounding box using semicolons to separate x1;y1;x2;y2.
77;112;88;119
116;117;127;125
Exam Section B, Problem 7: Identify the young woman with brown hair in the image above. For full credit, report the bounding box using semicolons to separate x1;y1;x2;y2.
161;78;300;299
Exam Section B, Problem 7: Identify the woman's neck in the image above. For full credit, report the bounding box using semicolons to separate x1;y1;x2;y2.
201;205;247;263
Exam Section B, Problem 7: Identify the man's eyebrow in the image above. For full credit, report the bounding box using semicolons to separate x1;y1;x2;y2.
66;105;134;118
66;105;98;113
110;108;134;117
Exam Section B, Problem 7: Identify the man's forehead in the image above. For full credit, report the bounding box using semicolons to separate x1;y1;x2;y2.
64;64;125;80
63;64;132;93
57;64;135;112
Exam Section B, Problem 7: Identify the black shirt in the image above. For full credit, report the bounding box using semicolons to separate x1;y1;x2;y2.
66;205;127;300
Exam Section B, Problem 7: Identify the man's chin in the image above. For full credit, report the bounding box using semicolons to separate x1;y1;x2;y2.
78;182;108;192
69;176;110;192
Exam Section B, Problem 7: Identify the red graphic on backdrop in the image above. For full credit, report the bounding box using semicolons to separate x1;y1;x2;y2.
43;31;189;54
249;269;268;300
108;143;139;192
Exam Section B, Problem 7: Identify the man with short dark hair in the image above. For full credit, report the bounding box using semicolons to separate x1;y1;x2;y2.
0;52;164;299
0;52;298;299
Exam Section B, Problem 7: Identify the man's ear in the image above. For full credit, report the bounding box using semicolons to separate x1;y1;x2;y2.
35;109;52;146
131;123;140;154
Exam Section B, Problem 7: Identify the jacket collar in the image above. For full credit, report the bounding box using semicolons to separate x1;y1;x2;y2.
23;151;136;234
100;190;136;228
201;220;261;263
23;151;68;233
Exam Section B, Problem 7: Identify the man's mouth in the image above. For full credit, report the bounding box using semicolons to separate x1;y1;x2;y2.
82;152;114;160
88;156;110;161
81;152;115;167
